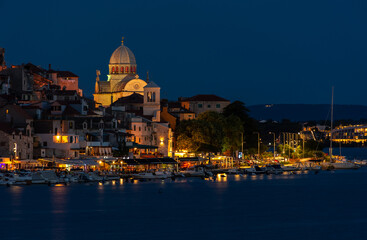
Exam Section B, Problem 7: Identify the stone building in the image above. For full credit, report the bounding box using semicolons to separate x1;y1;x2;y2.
180;94;231;117
94;37;148;106
0;122;33;163
48;68;81;94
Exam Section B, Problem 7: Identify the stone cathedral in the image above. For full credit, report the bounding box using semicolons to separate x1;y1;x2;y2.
94;37;148;106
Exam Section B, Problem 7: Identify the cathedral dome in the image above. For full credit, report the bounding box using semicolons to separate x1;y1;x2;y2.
109;38;136;65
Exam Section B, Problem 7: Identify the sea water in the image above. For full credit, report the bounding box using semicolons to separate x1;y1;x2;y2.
1;150;367;240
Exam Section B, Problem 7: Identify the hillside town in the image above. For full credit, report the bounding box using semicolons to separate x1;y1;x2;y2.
0;39;366;184
0;40;236;172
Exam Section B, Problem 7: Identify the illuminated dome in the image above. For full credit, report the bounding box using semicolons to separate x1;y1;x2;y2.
109;38;136;65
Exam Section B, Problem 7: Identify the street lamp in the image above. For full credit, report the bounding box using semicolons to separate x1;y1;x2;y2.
269;132;276;161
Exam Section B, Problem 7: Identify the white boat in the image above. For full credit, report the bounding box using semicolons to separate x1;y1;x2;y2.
245;166;266;174
322;161;360;170
40;170;60;184
181;167;211;177
281;165;300;171
265;164;284;174
132;171;170;180
0;173;16;185
13;172;32;184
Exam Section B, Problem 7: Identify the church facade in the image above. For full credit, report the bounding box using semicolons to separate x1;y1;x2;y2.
94;38;148;106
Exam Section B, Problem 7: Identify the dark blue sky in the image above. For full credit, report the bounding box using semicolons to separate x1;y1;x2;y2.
1;0;366;105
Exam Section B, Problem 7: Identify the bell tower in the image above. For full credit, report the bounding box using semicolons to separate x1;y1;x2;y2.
143;81;161;121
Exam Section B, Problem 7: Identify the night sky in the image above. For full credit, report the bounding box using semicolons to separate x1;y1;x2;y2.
1;0;366;105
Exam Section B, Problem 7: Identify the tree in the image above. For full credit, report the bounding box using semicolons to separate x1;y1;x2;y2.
222;115;244;155
222;101;259;149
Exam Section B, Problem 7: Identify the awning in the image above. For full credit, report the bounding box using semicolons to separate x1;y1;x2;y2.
127;143;158;149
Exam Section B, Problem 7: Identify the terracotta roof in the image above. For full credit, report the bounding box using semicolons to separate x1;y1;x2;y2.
2;105;33;119
49;70;78;78
24;63;47;74
112;93;143;105
0;122;17;134
182;94;229;102
62;105;80;116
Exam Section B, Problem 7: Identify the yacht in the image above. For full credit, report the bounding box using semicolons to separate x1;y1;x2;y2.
132;171;170;180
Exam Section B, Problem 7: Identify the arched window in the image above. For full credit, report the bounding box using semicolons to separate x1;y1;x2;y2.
112;67;115;73
133;66;136;73
152;92;156;102
130;66;133;73
121;67;124;73
115;66;118;73
126;66;129;73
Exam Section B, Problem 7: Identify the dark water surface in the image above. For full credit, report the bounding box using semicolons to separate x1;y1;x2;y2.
1;169;367;240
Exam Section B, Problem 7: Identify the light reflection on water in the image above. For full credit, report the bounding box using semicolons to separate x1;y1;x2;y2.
3;170;367;240
51;183;69;240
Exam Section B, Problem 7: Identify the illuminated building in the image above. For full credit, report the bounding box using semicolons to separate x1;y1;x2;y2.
94;37;148;107
331;125;367;144
179;94;230;117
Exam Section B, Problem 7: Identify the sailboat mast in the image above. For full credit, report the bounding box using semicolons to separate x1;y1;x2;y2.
329;86;334;161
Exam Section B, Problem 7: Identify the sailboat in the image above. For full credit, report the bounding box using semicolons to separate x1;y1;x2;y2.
324;87;360;170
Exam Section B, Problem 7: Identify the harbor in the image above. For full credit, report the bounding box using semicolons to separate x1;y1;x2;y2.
1;148;365;186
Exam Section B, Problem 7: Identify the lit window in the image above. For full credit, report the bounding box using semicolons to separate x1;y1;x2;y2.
126;66;129;73
112;67;115;73
121;67;124;73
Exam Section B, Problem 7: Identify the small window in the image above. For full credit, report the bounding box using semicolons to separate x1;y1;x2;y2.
188;114;192;118
216;104;220;108
43;141;48;147
121;67;124;73
207;105;211;108
139;127;141;131
134;125;136;131
19;134;22;139
198;104;203;108
126;66;129;73
69;121;74;129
